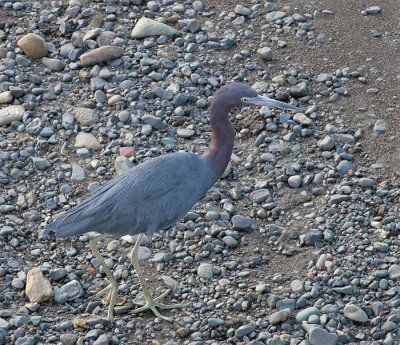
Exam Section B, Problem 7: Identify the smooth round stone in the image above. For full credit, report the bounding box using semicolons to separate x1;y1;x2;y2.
17;33;48;60
231;215;252;230
177;128;195;138
197;263;213;279
234;324;255;337
288;175;302;188
268;309;291;325
365;6;381;14
358;178;374;187
337;160;354;175
257;47;273;61
343;304;368;323
290;279;304;293
296;307;319;323
222;235;238;248
388;264;400;280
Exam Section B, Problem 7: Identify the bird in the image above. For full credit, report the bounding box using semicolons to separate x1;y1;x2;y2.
48;83;302;322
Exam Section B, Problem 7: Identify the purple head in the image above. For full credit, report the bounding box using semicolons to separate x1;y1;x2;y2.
212;83;302;112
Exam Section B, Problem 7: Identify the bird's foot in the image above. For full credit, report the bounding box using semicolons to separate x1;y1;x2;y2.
132;288;189;322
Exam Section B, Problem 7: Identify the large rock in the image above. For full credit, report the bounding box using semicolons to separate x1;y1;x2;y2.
75;132;101;150
72;107;99;126
0;105;25;125
25;267;53;303
80;45;124;67
17;33;48;60
131;17;178;38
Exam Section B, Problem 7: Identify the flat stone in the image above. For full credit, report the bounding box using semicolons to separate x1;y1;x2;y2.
60;333;79;345
290;279;304;293
329;194;351;205
75;132;101;150
250;189;270;203
80;45;124;67
131;17;178;38
25;267;53;303
235;5;251;16
309;328;338;345
31;157;51;170
358;178;374;187
177;128;195;138
0;318;9;330
373;119;387;133
268;309;291;325
42;57;65;71
231;215;252;230
235;324;255;337
337;160;354;175
266;11;286;22
343;304;368;322
72;107;99;126
365;6;381;14
71;163;85;181
0;105;25;125
288;175;302;188
115;156;133;175
17;33;48;60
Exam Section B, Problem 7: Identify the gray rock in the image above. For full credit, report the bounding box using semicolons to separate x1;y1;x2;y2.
337;160;354;175
329;194;351;205
288;175;302;188
343;304;368;322
177;128;195;138
318;136;335;150
235;324;255;337
75;132;101;150
60;333;79;345
0;105;25;125
293;112;312;125
358;178;374;187
197;263;213;279
131;17;178;38
42;57;65;71
388;264;400;280
266;11;286;22
0;91;13;104
373;119;387;133
268;309;291;325
231;215;252;230
72;107;99;126
365;6;381;14
115;156;133;175
31;157;51;170
235;5;251;16
223;235;238;248
250;189;270;203
70;163;85;181
291;82;309;98
309;328;338;345
296;307;319;323
208;318;225;327
257;47;273;61
60;280;84;300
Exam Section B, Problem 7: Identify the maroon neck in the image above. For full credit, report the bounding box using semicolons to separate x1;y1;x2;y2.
203;98;235;180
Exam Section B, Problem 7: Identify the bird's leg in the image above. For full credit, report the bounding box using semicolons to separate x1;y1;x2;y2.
89;234;118;322
130;233;189;322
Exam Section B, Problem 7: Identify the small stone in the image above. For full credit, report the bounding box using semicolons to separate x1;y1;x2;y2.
329;194;351;205
266;11;286;22
365;6;381;14
60;280;84;301
309;328;338;345
75;132;101;150
31;157;51;170
72;107;99;126
223;236;238;248
71;163;85;181
358;178;374;187
42;57;65;71
235;5;251;16
257;47;273;61
290;279;304;292
250;189;270;203
25;267;53;303
131;17;178;38
0;91;13;104
60;333;79;345
373;119;387;133
177;128;195;138
235;324;255;337
80;46;124;67
318;136;335;150
0;105;25;125
268;309;291;325
293;112;312;125
296;307;319;323
291;82;309;98
115;156;133;175
343;304;368;323
119;146;135;158
197;263;213;279
388;264;400;280
337;160;354;175
17;33;48;60
288;175;302;188
231;215;252;230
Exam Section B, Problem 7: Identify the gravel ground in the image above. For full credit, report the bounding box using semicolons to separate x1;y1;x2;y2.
0;0;400;344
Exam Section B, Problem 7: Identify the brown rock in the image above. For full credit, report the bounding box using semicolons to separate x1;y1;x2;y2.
17;33;48;60
25;267;53;303
72;107;99;126
80;45;124;67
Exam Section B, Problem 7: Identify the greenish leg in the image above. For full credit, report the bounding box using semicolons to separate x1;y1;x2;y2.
131;233;189;322
89;234;118;322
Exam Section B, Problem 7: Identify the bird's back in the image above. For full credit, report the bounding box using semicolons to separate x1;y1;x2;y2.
48;152;214;238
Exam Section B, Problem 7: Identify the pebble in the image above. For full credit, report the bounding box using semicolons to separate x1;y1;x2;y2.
131;17;178;38
296;307;319;323
72;107;99;126
177;128;195;138
197;263;213;279
365;6;381;14
0;91;13;104
25;268;53;303
293;112;312;125
373;119;387;133
235;324;255;337
42;57;65;71
268;309;291;325
288;175;302;188
75;132;101;150
388;264;400;280
257;47;273;61
0;105;25;125
231;215;252;230
309;328;338;345
80;46;124;66
17;33;48;60
318;136;335;150
343;304;369;323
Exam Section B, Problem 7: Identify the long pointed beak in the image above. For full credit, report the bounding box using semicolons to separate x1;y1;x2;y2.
252;95;302;112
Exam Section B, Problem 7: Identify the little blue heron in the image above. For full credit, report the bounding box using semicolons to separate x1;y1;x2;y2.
48;83;301;322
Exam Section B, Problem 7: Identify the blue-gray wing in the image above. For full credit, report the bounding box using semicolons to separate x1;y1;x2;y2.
48;152;213;238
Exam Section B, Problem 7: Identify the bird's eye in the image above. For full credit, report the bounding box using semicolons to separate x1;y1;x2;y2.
242;97;249;103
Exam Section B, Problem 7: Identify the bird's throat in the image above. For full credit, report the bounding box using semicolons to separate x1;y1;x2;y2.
205;101;235;180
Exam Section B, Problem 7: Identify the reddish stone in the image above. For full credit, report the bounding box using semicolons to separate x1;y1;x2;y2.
119;146;135;158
